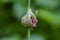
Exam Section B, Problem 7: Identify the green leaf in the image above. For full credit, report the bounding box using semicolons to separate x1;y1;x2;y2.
12;3;27;20
35;0;58;9
38;9;60;26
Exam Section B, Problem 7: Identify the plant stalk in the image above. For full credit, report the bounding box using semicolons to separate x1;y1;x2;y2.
27;0;31;40
28;0;31;9
27;28;31;40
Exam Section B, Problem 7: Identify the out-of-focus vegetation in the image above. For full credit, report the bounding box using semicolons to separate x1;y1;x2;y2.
0;0;60;40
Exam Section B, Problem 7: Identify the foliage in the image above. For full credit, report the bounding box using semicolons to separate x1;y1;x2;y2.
0;0;60;40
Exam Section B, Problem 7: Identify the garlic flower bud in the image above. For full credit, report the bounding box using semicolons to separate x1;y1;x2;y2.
21;8;38;28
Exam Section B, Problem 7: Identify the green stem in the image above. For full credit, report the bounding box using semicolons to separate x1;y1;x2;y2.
27;28;31;40
28;0;31;9
27;0;31;40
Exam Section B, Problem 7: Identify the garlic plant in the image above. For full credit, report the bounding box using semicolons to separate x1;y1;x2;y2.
21;0;38;40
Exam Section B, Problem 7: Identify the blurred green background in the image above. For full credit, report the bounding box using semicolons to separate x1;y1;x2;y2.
0;0;60;40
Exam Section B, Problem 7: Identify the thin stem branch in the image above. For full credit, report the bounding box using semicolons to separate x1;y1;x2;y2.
27;28;31;40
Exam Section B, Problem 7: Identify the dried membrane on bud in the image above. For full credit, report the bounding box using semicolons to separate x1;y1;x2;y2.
21;8;38;28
